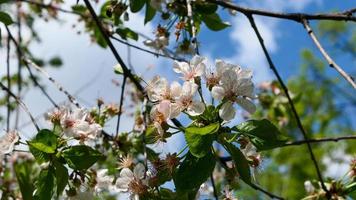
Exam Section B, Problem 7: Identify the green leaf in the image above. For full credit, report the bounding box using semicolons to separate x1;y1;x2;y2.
344;182;356;194
130;0;145;13
223;142;251;184
174;152;216;192
185;122;220;135
29;146;50;164
185;132;214;158
54;162;68;196
34;167;56;200
234;119;287;151
48;56;63;67
28;129;58;154
0;11;13;25
202;13;230;31
71;5;87;14
195;2;218;15
62;145;103;170
116;27;139;41
14;160;36;200
144;0;156;24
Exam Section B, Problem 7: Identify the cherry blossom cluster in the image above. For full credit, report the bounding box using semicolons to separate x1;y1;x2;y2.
45;106;102;142
146;55;256;124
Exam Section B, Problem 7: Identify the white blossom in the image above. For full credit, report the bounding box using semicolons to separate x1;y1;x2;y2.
211;66;255;121
61;108;102;141
173;55;206;82
0;130;19;155
95;169;116;193
172;81;205;117
116;163;148;199
146;76;181;103
144;36;169;51
304;180;315;194
204;59;232;89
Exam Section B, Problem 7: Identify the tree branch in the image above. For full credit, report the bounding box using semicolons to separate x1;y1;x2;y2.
208;0;356;22
0;82;40;131
302;19;356;89
244;14;330;197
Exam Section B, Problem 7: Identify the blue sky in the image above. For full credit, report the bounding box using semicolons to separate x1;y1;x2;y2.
1;0;355;155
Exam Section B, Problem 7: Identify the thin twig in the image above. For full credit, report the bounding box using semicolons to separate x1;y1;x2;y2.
210;174;219;200
284;135;356;146
24;59;81;108
14;6;23;130
82;0;144;93
5;26;60;108
110;35;186;62
0;82;40;131
244;14;330;196
302;19;356;89
207;0;356;22
250;183;284;200
186;0;199;54
115;76;127;138
6;35;11;132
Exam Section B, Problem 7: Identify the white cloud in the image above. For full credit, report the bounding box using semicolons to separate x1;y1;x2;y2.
226;0;322;82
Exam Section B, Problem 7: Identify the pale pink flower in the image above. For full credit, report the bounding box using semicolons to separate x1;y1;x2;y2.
173;55;206;82
0;130;19;155
211;67;255;121
172;81;205;117
61;108;102;140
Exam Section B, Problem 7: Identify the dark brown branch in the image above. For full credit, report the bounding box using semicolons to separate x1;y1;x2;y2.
302;19;356;89
115;76;127;138
250;183;284;200
0;82;40;131
284;135;356;146
208;0;356;22
210;174;219;200
244;14;330;196
110;35;187;62
83;0;144;92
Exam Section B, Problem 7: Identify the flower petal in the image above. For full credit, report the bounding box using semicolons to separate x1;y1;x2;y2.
236;97;256;114
133;163;146;179
186;101;205;116
211;86;225;100
219;101;236;121
170;81;182;99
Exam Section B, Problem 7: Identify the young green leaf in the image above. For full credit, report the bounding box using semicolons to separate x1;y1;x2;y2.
185;122;220;135
202;13;230;31
54;162;69;196
62;145;103;170
14;160;37;200
185;132;214;158
223;142;251;184
234;119;287;151
28;129;58;154
0;11;14;25
34;167;56;200
174;152;216;192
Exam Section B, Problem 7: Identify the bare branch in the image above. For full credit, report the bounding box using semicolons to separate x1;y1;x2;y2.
24;58;82;108
0;82;40;131
115;76;127;138
302;19;356;89
5;26;60;109
244;14;330;196
284;135;356;146
208;0;356;22
17;0;84;16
